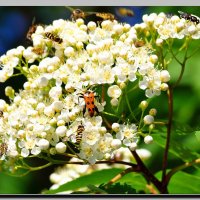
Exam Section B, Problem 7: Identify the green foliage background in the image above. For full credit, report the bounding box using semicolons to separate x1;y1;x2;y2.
0;6;199;194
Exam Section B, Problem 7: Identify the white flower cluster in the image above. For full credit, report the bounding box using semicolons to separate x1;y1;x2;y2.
0;16;170;164
135;12;200;40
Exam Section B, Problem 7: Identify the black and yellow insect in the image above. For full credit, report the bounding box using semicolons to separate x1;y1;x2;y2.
116;7;134;17
0;143;7;157
76;123;85;145
66;7;116;22
26;17;43;41
45;32;63;44
134;40;145;48
178;11;200;24
0;110;3;117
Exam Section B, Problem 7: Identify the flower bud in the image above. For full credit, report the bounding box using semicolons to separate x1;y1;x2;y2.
144;135;153;144
160;83;169;91
149;55;158;64
139;100;148;110
55;142;67;153
57;120;65;127
64;47;75;57
156;38;163;46
111;139;122;149
149;124;155;131
144;115;154;125
149;108;157;116
112;123;120;132
160;70;170;82
38;139;50;150
56;126;67;137
5;86;15;99
87;21;96;31
111;98;119;106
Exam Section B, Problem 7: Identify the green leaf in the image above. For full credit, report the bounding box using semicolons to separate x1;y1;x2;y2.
45;168;123;194
153;133;199;162
156;170;200;194
160;170;200;194
117;172;147;193
195;131;200;142
100;182;137;194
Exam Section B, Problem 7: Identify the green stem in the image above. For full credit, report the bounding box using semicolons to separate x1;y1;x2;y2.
125;91;137;121
102;111;120;119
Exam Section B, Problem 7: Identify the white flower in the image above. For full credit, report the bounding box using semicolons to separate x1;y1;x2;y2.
0;99;6;110
52;101;64;112
49;86;62;100
116;124;138;147
110;98;119;106
38;76;49;87
21;148;29;157
107;85;122;99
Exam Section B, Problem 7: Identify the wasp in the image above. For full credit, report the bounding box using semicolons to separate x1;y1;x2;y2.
0;143;7;157
95;12;116;21
79;90;99;117
0;110;3;117
27;24;38;41
76;123;85;145
67;7;116;21
45;32;63;44
71;8;86;21
116;7;134;17
26;17;43;41
178;11;199;24
134;40;145;48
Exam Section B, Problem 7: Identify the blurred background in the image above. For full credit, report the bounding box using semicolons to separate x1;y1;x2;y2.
0;6;200;194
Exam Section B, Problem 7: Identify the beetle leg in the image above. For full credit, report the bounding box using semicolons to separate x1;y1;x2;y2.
83;105;86;116
94;106;99;114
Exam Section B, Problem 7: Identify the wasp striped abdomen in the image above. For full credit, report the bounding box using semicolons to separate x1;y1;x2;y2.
45;32;63;44
76;124;85;145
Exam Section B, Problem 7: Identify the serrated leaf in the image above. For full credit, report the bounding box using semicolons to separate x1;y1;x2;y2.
100;182;136;194
87;184;107;194
117;172;147;193
45;168;123;194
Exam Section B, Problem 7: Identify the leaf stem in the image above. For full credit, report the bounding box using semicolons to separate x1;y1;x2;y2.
165;158;200;185
104;167;135;188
